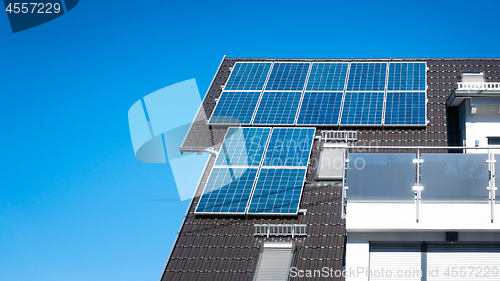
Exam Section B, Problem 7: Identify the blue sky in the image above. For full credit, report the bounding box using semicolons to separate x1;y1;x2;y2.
1;0;499;280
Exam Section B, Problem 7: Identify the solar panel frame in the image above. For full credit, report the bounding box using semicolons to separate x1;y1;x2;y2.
382;62;427;126
340;91;385;125
346;62;388;92
384;91;427;126
246;167;308;215
305;62;349;92
296;91;344;125
224;62;272;91
265;62;311;91
252;91;303;125
214;127;272;167
208;91;261;125
195;167;259;214
262;127;316;167
387;62;427;91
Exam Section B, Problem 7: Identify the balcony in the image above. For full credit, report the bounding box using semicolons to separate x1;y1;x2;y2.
448;82;500;107
341;147;500;232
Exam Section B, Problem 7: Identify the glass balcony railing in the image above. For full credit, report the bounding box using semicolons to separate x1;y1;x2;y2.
346;153;415;201
421;154;488;201
347;153;491;202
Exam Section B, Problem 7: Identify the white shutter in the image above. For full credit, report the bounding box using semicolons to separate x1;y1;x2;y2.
254;242;293;281
369;245;422;281
427;245;500;281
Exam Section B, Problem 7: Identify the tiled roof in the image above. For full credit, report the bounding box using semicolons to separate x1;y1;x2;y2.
164;58;500;281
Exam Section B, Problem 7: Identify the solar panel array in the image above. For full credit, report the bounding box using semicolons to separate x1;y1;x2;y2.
387;62;426;91
297;92;343;125
224;62;272;91
253;92;302;125
247;168;307;214
210;61;427;126
306;63;348;91
341;92;384;125
196;167;257;214
347;62;387;91
196;127;315;215
209;92;260;124
263;128;315;167
265;63;310;91
384;91;426;125
215;127;271;166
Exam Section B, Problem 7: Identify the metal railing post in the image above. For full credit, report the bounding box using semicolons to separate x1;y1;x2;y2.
488;152;497;223
342;148;348;219
413;149;423;223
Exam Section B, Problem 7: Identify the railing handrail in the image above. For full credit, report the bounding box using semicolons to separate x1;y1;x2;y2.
345;145;499;150
457;82;500;90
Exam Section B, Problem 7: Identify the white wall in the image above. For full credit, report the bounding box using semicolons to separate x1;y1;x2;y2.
462;99;500;153
345;202;500;281
346;202;500;232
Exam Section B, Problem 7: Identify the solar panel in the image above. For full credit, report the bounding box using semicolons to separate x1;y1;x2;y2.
347;62;387;91
263;128;315;167
306;63;348;91
340;92;384;125
252;92;302;125
215;127;271;166
224;62;272;91
384;91;426;125
209;92;260;124
388;62;426;91
265;62;310;91
296;92;343;125
246;168;307;214
195;167;258;214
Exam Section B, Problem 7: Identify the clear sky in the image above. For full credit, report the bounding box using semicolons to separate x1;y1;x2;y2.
1;0;499;280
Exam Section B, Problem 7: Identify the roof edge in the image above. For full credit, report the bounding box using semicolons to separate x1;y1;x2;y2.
179;55;227;149
224;57;500;61
157;155;212;281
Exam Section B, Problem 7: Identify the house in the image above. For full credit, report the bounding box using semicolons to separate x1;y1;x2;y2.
160;57;500;281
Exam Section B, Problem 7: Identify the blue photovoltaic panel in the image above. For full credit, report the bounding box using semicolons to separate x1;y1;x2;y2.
224;63;272;91
215;127;271;166
209;92;260;124
263;128;315;166
306;63;348;91
253;92;302;125
388;62;426;91
385;91;426;125
296;92;343;125
347;62;387;91
340;92;384;125
196;167;257;214
265;63;310;91
247;168;306;214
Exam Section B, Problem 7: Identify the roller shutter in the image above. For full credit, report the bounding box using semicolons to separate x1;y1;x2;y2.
369;245;422;281
254;242;293;281
427;245;500;281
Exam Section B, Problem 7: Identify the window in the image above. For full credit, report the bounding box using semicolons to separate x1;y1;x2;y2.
488;137;500;146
